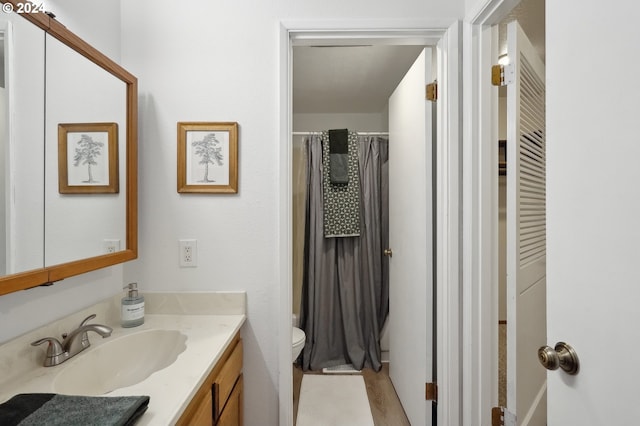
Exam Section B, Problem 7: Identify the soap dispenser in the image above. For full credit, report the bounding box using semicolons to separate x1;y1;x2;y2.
121;282;145;328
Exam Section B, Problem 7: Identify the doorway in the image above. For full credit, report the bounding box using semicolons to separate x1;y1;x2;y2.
290;43;425;359
278;24;462;426
292;44;430;425
496;1;546;422
462;0;546;423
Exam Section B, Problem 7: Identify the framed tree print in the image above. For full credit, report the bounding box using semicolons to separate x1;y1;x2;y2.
58;122;119;194
177;122;238;193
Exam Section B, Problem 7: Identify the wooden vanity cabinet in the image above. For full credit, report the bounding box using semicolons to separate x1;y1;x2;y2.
177;332;243;426
217;374;243;426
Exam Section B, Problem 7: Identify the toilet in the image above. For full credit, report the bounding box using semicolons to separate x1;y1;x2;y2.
292;314;305;362
292;326;305;361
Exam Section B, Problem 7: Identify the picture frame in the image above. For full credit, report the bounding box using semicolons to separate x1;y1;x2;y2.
58;122;119;194
177;122;238;194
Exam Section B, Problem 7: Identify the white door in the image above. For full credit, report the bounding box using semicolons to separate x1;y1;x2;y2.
546;2;640;424
388;48;433;426
505;21;547;425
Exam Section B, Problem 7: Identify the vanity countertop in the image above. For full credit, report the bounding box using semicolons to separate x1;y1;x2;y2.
0;292;246;425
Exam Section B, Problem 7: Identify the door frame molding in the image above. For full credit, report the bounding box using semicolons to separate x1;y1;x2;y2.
278;21;462;425
461;1;520;424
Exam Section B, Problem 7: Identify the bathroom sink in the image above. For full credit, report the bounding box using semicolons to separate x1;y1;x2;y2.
54;329;187;396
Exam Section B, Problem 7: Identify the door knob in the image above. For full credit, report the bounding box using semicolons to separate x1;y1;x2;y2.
384;249;393;257
538;342;579;375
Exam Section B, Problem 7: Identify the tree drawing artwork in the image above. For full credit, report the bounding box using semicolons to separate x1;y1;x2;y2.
192;132;224;182
73;134;104;183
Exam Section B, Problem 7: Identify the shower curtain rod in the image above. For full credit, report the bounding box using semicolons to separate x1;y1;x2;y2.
292;131;389;135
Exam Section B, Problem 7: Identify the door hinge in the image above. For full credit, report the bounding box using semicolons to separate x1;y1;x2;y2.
425;382;438;402
491;406;516;426
491;64;515;86
426;82;438;102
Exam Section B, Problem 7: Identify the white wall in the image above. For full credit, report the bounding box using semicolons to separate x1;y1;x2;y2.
120;1;462;424
293;112;388;133
46;0;121;62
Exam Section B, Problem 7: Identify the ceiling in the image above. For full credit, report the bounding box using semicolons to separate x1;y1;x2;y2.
499;0;545;62
293;45;424;114
292;0;544;115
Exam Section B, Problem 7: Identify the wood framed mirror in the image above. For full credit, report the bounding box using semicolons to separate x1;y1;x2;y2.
0;1;137;295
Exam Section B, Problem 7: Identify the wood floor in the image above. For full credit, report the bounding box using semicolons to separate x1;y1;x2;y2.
293;363;410;426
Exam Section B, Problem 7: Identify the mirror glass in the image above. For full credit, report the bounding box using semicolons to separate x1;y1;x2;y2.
1;16;46;276
44;34;127;266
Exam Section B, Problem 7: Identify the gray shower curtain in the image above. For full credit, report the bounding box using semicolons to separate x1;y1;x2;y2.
299;134;389;372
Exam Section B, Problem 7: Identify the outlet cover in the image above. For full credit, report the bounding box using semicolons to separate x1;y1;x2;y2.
103;239;121;254
179;239;197;267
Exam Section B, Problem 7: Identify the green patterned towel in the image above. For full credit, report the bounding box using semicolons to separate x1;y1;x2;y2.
322;130;360;237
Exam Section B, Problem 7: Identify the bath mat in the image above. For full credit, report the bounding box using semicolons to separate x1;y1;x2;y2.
322;363;361;374
296;375;374;426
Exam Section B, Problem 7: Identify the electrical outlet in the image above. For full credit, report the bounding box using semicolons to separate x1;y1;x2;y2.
103;239;121;254
179;239;197;267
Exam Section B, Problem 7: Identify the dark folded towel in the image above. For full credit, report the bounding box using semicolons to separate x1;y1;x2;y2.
0;393;149;426
329;129;349;184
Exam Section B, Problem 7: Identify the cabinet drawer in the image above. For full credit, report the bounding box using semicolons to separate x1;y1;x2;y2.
214;339;243;419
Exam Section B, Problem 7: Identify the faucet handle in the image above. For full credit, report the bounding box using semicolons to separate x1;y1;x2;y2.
61;314;100;349
77;314;97;343
31;337;64;355
31;337;67;367
79;313;97;327
62;313;98;340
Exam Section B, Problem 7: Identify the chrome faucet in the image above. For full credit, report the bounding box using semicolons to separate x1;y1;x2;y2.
31;314;113;367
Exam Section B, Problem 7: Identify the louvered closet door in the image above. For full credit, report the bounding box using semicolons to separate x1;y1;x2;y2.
505;21;547;426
